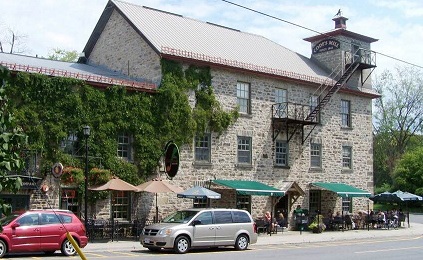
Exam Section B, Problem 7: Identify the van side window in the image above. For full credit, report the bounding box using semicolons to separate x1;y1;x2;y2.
194;212;213;225
233;211;251;223
214;211;233;224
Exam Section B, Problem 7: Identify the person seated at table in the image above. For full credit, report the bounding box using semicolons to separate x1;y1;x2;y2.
264;211;276;233
377;210;386;228
276;212;286;228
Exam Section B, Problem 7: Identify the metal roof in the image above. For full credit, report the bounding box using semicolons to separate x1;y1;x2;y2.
102;0;331;85
0;52;156;91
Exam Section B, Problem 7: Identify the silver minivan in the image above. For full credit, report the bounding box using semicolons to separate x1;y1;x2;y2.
140;208;258;253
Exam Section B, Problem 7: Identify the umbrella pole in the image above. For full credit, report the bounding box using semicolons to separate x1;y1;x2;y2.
155;193;158;223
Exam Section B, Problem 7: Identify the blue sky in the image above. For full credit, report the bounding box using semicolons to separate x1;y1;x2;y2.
1;0;422;74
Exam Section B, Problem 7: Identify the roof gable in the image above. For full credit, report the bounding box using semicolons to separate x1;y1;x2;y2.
82;0;332;85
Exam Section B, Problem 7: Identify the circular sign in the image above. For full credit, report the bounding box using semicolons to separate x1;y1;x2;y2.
164;142;179;179
52;163;63;178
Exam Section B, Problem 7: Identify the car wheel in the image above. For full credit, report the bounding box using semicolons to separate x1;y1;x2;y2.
44;251;56;255
61;239;77;256
0;240;7;258
174;236;190;254
235;234;249;250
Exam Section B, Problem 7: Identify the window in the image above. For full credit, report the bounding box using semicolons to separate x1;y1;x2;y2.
275;88;287;118
233;211;251;223
309;95;320;122
214;211;233;224
17;214;39;226
194;211;213;225
117;133;132;161
342;197;352;213
112;191;130;220
310;143;322;168
309;190;321;214
237;82;251;114
61;132;78;155
342;146;352;169
237;136;252;164
341;100;351;127
236;195;251;212
195;134;211;162
193;198;208;208
275;140;288;166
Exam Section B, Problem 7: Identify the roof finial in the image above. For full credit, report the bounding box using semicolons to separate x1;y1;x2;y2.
335;9;342;17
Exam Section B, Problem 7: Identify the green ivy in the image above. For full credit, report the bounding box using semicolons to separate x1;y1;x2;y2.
1;60;238;203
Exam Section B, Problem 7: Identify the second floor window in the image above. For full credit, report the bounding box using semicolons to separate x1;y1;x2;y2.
342;146;352;169
237;136;252;164
195;134;211;162
341;100;351;127
117;133;132;161
275;88;287;118
310;143;322;168
275;140;288;166
237;81;251;114
61;132;78;155
310;95;320;122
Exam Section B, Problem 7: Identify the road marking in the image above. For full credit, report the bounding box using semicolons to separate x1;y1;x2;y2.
355;246;423;254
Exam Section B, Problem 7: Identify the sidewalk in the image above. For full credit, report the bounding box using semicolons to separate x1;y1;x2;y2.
83;222;423;252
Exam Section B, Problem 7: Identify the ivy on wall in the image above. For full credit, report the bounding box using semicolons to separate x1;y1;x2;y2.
1;59;238;201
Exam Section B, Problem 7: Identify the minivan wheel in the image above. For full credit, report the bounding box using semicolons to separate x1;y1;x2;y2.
61;239;77;256
174;236;190;254
0;240;7;258
235;234;249;250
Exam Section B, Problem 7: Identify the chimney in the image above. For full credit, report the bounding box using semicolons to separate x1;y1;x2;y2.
332;16;348;29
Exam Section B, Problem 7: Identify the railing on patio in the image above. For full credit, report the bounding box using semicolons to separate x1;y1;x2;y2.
86;218;155;242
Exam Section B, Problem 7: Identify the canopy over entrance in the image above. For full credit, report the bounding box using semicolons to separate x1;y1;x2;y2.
311;182;371;198
213;179;284;196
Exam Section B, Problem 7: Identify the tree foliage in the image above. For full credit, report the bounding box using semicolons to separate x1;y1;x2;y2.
0;66;27;216
393;147;423;196
47;48;79;62
373;66;423;188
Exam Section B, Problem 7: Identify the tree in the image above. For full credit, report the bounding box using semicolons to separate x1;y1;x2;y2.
373;66;423;187
47;48;79;62
0;65;27;216
393;147;423;195
0;27;27;54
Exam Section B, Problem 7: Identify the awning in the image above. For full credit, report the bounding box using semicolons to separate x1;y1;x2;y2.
311;182;371;198
213;179;284;196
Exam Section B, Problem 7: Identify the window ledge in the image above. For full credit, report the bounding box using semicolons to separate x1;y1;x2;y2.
341;126;353;130
274;165;290;169
193;162;213;168
341;168;353;173
240;113;253;119
236;163;253;169
308;167;322;172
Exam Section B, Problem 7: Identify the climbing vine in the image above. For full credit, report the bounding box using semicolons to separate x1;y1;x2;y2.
1;59;238;203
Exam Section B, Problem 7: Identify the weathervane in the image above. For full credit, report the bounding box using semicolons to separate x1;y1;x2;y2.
335;9;342;17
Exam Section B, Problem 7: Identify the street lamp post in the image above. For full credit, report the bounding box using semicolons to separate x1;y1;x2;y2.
83;125;90;227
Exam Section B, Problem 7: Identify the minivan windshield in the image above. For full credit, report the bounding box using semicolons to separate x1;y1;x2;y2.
162;210;198;223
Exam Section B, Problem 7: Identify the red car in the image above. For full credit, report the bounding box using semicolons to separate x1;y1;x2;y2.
0;209;88;258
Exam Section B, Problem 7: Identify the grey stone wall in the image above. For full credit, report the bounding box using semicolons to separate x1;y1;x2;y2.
82;11;375;225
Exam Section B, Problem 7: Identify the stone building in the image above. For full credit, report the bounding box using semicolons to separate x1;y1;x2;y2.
1;0;379;228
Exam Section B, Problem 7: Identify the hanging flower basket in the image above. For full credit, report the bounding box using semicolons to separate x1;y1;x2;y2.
60;167;84;185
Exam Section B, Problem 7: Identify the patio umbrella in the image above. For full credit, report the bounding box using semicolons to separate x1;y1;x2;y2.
391;190;423;201
369;191;402;203
177;186;221;199
89;177;138;191
136;178;183;222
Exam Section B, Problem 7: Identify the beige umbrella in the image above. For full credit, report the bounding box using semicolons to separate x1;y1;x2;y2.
136;178;183;222
89;177;138;191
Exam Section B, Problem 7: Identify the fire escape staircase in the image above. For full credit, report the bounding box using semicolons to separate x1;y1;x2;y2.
272;49;376;144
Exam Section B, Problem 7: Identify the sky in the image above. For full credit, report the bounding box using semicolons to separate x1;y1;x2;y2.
1;0;423;75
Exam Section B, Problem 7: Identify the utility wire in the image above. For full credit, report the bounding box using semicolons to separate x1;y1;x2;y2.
221;0;423;69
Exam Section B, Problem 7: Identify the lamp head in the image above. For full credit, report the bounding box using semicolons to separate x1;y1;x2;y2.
83;125;91;137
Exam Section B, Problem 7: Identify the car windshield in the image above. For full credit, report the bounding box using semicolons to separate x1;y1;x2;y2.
0;214;19;227
162;210;198;223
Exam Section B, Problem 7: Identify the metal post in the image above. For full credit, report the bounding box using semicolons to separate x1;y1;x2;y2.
83;125;90;227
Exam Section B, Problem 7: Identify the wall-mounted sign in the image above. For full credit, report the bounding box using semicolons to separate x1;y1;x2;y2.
164;141;179;179
312;39;340;54
52;162;63;178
